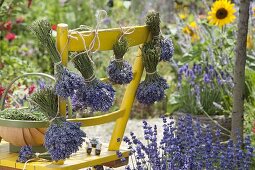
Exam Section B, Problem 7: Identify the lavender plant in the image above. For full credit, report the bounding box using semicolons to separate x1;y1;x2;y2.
123;115;254;170
107;37;133;84
175;63;233;115
17;146;52;163
72;52;115;112
30;19;84;99
29;87;86;161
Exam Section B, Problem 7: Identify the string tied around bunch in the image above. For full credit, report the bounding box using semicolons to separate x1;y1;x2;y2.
22;153;45;170
146;70;157;75
70;10;107;63
118;24;135;42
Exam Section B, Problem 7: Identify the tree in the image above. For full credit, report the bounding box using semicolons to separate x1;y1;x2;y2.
231;0;251;144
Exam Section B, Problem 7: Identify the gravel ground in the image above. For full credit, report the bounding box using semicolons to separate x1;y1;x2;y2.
82;117;166;170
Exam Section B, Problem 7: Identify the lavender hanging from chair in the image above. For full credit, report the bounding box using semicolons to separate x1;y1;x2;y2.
72;52;115;112
107;37;133;84
30;19;84;98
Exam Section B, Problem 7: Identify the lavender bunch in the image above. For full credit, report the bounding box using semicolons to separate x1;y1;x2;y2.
72;53;115;112
123;115;254;170
44;117;86;161
29;87;58;119
107;37;133;84
30;87;86;161
30;19;84;98
160;37;174;62
54;68;84;98
17;146;52;163
136;42;169;105
146;11;174;62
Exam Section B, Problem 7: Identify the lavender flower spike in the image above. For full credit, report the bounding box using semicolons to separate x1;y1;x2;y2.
160;37;174;62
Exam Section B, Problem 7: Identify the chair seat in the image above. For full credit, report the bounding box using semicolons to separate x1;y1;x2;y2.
0;141;129;170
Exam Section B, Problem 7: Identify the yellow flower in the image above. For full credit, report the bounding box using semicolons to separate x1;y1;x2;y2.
179;13;187;20
247;34;253;50
207;0;236;27
253;7;255;17
182;21;200;42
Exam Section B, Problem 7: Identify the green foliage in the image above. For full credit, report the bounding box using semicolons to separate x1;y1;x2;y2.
29;87;58;119
0;108;47;121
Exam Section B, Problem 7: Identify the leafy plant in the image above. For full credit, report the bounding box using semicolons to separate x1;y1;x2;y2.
0;108;46;121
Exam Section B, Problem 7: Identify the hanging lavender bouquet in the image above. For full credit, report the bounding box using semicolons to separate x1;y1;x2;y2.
72;53;115;112
30;19;84;98
136;42;169;105
30;87;86;161
107;37;133;84
146;11;174;62
17;146;52;163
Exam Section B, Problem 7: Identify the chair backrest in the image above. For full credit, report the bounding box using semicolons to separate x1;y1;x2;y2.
56;24;150;151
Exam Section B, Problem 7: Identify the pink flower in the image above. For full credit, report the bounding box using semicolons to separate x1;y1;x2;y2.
0;85;5;97
253;121;255;134
51;24;57;31
28;84;36;94
4;21;12;31
16;17;25;24
5;32;16;41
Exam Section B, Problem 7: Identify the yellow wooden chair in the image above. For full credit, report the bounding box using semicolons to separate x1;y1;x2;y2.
0;24;150;170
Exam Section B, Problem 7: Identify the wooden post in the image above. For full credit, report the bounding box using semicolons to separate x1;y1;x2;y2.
56;23;69;117
231;0;251;144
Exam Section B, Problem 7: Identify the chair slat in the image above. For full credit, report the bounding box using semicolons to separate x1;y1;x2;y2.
68;25;149;52
68;109;124;127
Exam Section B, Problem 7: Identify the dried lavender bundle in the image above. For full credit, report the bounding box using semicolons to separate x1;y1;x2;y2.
146;11;174;62
30;87;86;161
30;19;84;98
136;42;169;105
107;37;133;84
73;53;115;112
17;146;52;163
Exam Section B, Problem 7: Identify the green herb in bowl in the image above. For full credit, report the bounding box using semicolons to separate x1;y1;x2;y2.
0;108;47;121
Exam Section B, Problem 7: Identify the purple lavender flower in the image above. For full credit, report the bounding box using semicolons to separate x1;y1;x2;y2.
71;90;87;112
160;37;174;62
107;60;133;84
123;115;254;170
77;79;115;112
44;117;86;161
17;146;33;163
136;75;169;105
55;68;84;98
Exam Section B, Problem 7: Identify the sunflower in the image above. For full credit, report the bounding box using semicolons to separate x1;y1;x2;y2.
207;0;236;27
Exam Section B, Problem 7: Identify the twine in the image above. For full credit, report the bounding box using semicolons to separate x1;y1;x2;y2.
146;70;157;75
118;24;135;42
115;58;124;63
84;74;96;83
70;10;108;63
22;153;41;170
